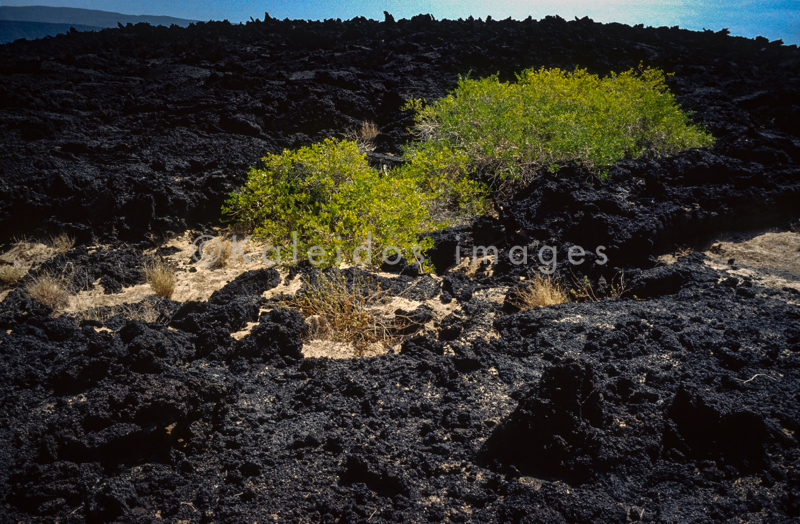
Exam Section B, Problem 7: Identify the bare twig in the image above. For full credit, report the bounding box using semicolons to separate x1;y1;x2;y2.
736;373;778;384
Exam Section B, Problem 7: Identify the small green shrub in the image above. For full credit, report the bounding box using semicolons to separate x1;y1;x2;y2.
223;138;439;268
404;65;714;183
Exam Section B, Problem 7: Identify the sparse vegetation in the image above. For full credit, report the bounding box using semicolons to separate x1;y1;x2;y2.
512;274;569;309
344;120;381;153
569;272;629;302
26;271;72;311
206;237;234;269
282;271;397;355
1;235;75;295
0;237;57;271
144;258;176;299
48;233;75;253
0;265;23;286
74;299;162;325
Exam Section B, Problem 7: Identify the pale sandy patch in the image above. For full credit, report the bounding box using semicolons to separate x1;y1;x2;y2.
64;229;279;315
704;230;800;292
657;228;800;294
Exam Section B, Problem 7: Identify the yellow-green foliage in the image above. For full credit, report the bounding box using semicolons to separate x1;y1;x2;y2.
223;138;439;268
405;65;715;181
225;66;713;270
398;141;488;221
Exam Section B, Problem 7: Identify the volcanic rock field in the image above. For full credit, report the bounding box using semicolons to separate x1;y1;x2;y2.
1;14;799;523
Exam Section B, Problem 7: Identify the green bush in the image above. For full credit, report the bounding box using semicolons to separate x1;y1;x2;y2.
396;141;489;224
222;138;439;268
224;66;714;270
404;65;715;182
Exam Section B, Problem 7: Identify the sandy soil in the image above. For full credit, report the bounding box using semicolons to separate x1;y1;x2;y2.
702;229;800;292
657;228;800;293
0;230;474;359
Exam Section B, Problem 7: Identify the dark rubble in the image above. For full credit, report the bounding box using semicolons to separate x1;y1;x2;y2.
0;13;799;524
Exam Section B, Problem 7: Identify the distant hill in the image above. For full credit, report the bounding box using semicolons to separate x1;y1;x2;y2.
0;6;198;43
0;19;103;43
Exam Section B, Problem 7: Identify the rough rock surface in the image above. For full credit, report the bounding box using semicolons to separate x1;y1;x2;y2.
0;14;799;524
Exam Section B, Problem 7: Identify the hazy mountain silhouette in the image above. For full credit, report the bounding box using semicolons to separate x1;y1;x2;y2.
0;6;197;43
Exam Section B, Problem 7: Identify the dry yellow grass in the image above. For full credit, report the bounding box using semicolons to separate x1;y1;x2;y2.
48;233;75;254
0;238;55;270
344;120;381;153
283;271;395;355
26;271;72;311
513;274;568;310
144;259;176;299
123;300;162;323
0;265;23;286
74;299;161;325
569;272;629;302
208;238;234;269
359;120;380;143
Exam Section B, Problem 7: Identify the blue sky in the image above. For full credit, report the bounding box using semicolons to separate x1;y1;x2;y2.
3;0;798;44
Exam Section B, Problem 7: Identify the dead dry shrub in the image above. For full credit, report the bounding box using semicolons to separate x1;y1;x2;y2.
344;120;381;153
512;274;568;310
26;271;72;311
144;258;176;299
193;235;239;268
359;120;380;143
119;301;161;323
115;301;162;323
282;271;396;355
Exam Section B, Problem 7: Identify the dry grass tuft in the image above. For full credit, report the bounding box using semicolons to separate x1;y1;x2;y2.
0;237;54;270
49;233;75;254
74;299;161;325
344;120;381;153
144;259;176;299
123;301;161;323
513;274;568;310
26;271;72;311
283;271;395;355
0;265;24;286
569;272;629;302
208;238;234;269
359;120;380;143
